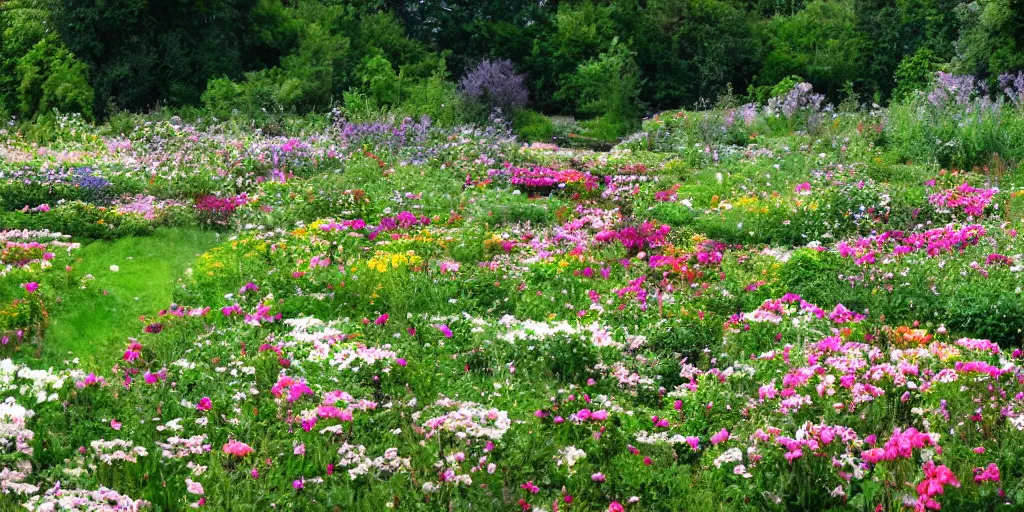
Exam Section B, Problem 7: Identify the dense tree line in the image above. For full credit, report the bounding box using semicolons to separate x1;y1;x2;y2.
1;0;1022;135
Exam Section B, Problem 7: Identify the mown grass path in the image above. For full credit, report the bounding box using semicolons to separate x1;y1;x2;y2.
42;228;219;365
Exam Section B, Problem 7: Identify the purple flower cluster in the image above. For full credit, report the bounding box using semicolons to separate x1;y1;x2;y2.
999;71;1024;107
332;114;432;151
458;59;529;111
768;83;826;118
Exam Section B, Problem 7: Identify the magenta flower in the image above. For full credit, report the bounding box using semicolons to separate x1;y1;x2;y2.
375;313;389;325
196;397;212;412
591;472;606;483
435;324;453;337
23;282;39;294
685;436;700;451
710;428;729;445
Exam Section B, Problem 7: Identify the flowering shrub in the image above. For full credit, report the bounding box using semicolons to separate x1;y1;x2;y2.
458;59;529;112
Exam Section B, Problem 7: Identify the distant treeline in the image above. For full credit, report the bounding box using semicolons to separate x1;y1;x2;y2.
2;0;1023;135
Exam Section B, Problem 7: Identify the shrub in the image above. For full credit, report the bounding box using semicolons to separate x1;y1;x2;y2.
892;49;943;103
15;37;94;121
360;55;402;107
458;58;528;113
558;38;642;139
512;109;554;142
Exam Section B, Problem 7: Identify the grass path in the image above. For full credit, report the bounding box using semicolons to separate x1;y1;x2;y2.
42;228;220;365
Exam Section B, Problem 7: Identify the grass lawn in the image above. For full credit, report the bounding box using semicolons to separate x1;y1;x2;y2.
41;228;220;366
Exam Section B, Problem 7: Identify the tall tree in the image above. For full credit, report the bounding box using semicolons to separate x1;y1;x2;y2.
49;0;293;115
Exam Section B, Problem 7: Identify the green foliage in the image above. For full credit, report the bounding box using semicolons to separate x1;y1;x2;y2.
0;0;1020;130
892;49;944;102
854;0;960;101
512;109;554;142
49;0;294;116
749;74;805;104
0;0;48;118
630;0;760;109
16;37;94;121
360;55;402;107
558;38;643;139
954;0;1024;77
754;0;868;100
526;2;618;114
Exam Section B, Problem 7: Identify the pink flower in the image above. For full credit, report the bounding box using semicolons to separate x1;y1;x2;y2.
521;481;540;493
591;472;606;483
221;304;242;317
186;478;204;495
435;324;453;337
223;440;254;457
685;436;700;451
608;501;625;512
710;428;729;445
784;449;803;463
110;419;121;430
23;282;39;294
293;479;304;490
862;448;885;464
973;463;1000;483
196;397;212;412
375;313;389;325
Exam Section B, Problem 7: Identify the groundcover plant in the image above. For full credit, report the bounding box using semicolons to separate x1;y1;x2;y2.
2;81;1024;511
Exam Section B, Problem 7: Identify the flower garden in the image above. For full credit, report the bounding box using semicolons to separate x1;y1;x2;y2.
2;81;1024;511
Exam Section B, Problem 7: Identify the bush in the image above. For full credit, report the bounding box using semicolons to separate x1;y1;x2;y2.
458;58;529;113
512;109;554;141
557;38;642;139
360;55;402;107
892;49;943;103
15;37;94;121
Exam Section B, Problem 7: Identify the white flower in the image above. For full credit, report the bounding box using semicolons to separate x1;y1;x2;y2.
109;265;120;272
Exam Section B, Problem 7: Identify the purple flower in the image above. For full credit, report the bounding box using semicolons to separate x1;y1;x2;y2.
458;59;528;111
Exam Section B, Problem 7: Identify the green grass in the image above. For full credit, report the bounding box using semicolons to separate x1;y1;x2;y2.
41;228;220;366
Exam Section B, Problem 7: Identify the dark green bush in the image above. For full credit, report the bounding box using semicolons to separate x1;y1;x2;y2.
512;109;554;142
